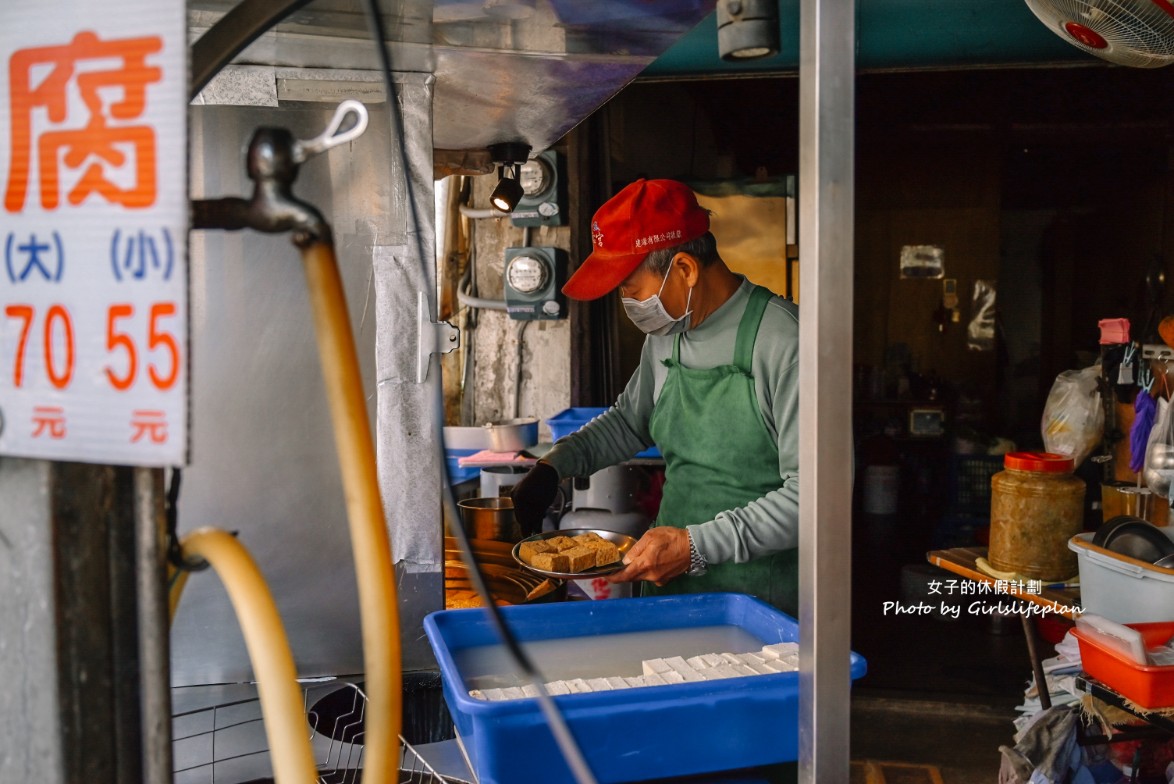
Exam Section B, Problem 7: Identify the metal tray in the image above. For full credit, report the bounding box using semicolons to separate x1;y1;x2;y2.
510;528;637;580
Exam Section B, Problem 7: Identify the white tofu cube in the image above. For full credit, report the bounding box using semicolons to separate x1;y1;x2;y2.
468;689;486;700
483;688;508;701
642;658;671;677
521;684;539;698
663;656;706;682
659;669;686;684
587;678;613;692
625;676;647;688
735;654;776;675
761;642;799;660
686;655;712;671
565;678;592;693
606;676;632;690
699;664;739;680
701;653;726;667
545;681;570;695
720;653;744;666
501;687;525;700
643;672;668;687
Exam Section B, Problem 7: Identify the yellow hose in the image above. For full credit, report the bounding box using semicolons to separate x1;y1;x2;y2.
180;528;317;784
168;564;189;624
300;238;402;782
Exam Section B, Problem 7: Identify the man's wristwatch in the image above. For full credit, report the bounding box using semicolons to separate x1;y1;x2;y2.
686;530;708;577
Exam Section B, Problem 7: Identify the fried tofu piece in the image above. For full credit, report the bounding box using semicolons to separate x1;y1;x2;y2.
519;539;554;564
561;546;597;573
573;532;603;544
530;552;570;572
585;540;620;567
545;535;577;552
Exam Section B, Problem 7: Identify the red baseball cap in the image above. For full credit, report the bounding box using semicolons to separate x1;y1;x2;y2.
562;178;710;301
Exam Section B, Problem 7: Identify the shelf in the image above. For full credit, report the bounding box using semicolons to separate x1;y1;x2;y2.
1075;675;1174;734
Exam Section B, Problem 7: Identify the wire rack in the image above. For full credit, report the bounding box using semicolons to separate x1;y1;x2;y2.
172;680;459;784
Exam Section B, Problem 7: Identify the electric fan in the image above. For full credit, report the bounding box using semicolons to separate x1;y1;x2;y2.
1024;0;1174;67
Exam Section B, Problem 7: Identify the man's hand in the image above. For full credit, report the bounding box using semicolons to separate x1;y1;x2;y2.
607;526;691;587
509;462;560;537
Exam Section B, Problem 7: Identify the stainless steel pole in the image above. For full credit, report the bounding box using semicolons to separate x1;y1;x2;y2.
135;467;173;783
798;0;855;781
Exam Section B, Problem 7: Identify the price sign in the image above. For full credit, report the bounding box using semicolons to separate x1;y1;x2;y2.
0;0;187;466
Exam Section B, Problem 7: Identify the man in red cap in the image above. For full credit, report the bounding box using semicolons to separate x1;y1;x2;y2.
512;178;799;614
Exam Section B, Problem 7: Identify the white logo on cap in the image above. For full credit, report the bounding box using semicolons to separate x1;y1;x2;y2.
635;229;682;249
591;221;604;248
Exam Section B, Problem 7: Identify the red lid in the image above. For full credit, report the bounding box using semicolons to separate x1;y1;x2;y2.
1004;451;1075;473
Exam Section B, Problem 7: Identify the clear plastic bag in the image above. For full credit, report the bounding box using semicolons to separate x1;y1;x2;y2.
967;279;997;352
1040;363;1104;468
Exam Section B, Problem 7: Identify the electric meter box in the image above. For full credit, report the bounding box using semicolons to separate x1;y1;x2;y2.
510;151;566;227
503;246;567;320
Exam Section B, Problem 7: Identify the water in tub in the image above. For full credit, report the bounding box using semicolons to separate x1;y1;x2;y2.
455;625;768;690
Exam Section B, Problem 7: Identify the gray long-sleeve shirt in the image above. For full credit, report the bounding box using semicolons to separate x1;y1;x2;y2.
544;277;799;565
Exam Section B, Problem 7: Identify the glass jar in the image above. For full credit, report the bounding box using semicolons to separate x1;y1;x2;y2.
988;452;1086;581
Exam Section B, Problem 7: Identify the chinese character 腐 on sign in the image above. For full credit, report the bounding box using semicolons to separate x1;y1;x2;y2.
6;31;162;213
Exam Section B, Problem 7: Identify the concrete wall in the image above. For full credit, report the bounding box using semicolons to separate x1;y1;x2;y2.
465;173;572;438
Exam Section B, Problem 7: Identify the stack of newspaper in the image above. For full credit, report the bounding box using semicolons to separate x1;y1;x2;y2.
1013;631;1083;733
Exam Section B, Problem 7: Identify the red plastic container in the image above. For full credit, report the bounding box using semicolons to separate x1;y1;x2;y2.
1072;621;1174;709
1035;614;1074;646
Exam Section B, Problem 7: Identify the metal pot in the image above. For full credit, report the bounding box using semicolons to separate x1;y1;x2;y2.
483;418;538;452
457;497;520;542
1144;442;1174;499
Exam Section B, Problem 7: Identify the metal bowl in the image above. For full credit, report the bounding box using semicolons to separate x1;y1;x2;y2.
483;418;539;452
1154;553;1174;571
511;528;638;580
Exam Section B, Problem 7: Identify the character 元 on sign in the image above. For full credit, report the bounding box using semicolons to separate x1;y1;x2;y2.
5;31;163;213
130;408;166;443
32;405;66;439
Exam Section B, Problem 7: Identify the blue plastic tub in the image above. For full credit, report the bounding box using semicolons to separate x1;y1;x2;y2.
546;407;661;459
423;593;867;784
444;449;481;486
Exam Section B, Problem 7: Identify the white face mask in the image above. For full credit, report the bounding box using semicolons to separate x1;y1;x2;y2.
621;271;693;336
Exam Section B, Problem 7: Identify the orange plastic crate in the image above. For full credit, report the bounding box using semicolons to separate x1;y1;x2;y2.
1072;621;1174;710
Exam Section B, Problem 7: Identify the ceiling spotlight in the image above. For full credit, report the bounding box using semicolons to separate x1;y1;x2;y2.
487;141;531;213
717;0;780;61
490;165;525;212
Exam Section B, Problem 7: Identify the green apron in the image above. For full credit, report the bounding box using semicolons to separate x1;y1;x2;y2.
643;285;799;616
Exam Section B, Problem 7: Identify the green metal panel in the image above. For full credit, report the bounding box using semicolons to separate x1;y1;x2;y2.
647;0;1089;77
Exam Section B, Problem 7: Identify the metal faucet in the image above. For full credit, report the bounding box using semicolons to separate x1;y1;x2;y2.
191;100;368;247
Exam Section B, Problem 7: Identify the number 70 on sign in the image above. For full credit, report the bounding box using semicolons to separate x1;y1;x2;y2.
5;301;180;391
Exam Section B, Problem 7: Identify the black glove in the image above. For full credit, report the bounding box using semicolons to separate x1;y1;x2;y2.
511;461;560;537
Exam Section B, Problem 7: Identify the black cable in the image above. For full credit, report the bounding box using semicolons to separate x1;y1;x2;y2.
165;467;183;567
358;5;598;783
165;468;211;572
